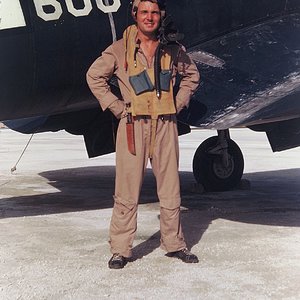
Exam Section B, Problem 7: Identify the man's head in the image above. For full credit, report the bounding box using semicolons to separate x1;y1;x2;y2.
131;0;166;21
131;0;165;37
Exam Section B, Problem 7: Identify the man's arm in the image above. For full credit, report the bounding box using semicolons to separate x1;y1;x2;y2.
175;47;200;114
86;45;124;119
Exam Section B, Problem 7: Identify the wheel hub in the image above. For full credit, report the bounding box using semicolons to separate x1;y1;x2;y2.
212;156;234;179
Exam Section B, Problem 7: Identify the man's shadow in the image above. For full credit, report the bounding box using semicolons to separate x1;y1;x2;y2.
130;167;300;261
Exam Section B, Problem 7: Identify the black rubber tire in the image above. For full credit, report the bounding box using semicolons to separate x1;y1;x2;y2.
192;136;244;191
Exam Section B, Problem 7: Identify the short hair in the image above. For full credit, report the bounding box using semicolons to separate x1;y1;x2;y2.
131;0;166;20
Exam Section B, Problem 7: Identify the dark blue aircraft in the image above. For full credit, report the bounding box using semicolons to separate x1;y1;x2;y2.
1;0;300;191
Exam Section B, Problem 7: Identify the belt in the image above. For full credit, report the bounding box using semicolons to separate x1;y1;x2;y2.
133;114;173;121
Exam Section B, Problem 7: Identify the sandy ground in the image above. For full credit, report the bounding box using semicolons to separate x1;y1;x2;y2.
0;128;300;300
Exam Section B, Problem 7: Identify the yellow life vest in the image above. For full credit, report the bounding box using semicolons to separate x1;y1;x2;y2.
123;25;176;119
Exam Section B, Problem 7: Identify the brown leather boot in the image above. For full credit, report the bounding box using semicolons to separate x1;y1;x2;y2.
166;248;199;263
108;253;128;269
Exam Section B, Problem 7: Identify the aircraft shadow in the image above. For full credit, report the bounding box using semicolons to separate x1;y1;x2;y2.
0;166;299;258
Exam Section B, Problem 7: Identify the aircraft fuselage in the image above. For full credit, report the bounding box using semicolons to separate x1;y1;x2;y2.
1;0;299;123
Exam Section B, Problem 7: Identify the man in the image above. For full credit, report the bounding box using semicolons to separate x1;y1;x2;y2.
86;0;200;269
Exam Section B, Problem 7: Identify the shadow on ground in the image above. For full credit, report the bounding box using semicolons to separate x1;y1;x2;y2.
1;166;299;257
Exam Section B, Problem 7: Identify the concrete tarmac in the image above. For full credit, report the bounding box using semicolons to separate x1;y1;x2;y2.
0;128;300;299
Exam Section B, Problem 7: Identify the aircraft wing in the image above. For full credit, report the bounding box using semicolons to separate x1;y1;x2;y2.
179;13;300;131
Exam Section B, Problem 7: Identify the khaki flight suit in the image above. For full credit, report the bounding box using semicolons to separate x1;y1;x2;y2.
87;27;200;258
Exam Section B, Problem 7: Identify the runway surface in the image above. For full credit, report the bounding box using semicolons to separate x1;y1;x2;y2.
0;128;300;299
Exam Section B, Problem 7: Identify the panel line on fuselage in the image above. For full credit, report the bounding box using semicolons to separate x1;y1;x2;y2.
104;0;117;42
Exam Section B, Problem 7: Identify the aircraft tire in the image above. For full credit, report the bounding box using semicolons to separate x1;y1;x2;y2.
192;136;244;191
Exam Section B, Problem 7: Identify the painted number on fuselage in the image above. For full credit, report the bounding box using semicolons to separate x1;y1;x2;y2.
0;0;26;30
0;0;121;30
33;0;121;21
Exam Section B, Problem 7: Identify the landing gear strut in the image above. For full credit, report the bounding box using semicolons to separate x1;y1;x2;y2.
192;129;244;191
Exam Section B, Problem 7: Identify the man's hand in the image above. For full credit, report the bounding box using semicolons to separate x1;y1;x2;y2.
108;100;125;119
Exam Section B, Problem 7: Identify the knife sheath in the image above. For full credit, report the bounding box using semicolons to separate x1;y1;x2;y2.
126;121;136;155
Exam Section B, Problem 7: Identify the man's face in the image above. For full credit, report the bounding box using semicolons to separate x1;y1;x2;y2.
136;1;161;36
